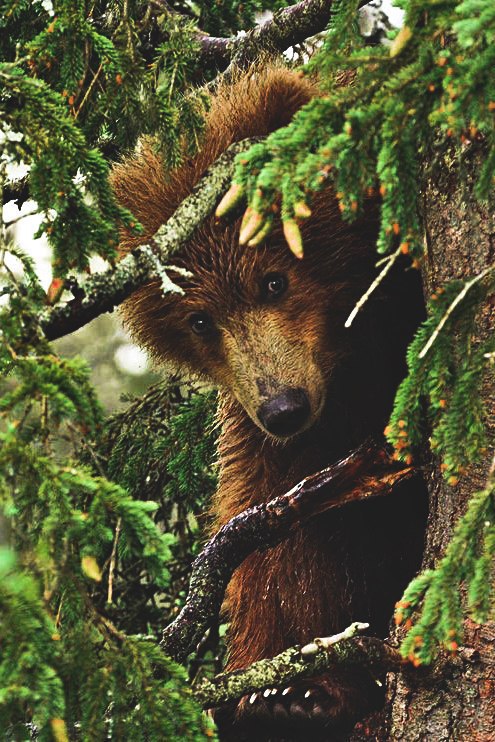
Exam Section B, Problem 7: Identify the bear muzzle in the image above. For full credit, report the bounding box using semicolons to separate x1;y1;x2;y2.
256;387;311;437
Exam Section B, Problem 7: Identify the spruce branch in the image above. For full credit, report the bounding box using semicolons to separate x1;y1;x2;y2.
204;0;337;72
193;623;402;708
396;457;495;666
39;138;257;341
161;441;415;663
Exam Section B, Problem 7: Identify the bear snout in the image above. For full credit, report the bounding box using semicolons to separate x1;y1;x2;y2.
257;387;311;437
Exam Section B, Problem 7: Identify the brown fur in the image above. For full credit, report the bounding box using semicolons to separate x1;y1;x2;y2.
112;67;427;735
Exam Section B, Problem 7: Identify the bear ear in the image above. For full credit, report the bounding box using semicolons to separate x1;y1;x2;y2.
211;64;317;142
110;65;317;254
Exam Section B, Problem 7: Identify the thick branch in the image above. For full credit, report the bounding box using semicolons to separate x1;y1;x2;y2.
193;626;403;708
2;0;343;209
200;0;335;70
39;138;257;341
161;441;415;663
150;0;339;71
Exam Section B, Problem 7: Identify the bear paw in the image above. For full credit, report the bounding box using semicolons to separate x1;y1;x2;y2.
213;673;383;741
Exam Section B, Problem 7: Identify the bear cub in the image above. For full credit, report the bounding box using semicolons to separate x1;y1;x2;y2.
112;67;427;739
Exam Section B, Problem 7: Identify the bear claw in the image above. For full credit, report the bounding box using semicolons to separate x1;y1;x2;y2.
213;673;382;741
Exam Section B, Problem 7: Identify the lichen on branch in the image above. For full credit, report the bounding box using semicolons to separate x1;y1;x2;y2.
175;0;341;72
194;624;402;708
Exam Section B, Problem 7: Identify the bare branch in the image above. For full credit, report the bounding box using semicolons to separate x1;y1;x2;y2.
161;441;415;664
151;0;346;72
39;138;257;341
193;626;403;708
203;0;335;71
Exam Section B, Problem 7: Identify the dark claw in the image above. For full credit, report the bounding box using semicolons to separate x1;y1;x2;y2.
255;699;276;727
309;702;327;724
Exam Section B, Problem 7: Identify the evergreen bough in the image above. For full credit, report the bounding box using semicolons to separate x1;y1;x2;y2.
0;252;218;733
396;470;495;665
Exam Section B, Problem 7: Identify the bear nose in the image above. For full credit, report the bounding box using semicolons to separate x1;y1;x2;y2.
257;388;311;437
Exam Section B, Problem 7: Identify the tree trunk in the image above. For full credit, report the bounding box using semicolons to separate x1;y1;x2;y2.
353;144;495;741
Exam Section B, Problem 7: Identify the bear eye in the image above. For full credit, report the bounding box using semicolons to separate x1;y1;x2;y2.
188;312;214;336
262;273;288;300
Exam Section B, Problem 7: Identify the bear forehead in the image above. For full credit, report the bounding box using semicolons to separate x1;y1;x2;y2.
173;220;296;309
161;200;370;320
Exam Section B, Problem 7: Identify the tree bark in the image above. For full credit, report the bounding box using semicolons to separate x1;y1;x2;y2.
353;143;495;741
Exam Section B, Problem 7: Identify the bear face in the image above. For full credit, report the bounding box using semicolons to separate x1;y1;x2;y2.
122;206;379;439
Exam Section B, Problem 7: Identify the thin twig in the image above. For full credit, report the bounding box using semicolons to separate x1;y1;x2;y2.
3;209;39;227
300;621;369;656
345;245;402;328
418;265;494;359
74;63;103;121
55;596;64;628
41;394;50;452
107;517;122;604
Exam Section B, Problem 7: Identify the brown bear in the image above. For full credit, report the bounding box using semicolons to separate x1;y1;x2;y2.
111;67;427;739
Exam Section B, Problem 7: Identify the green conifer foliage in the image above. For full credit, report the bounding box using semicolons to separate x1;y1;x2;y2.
386;275;494;482
1;0;287;283
0;549;66;738
98;383;218;636
1;0;272;733
395;471;495;666
0;249;217;737
230;0;495;257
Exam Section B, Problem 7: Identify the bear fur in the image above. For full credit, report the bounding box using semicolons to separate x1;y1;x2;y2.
111;67;427;738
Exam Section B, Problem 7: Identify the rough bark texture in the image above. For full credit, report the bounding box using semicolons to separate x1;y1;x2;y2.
200;0;337;71
352;143;495;741
149;0;339;73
